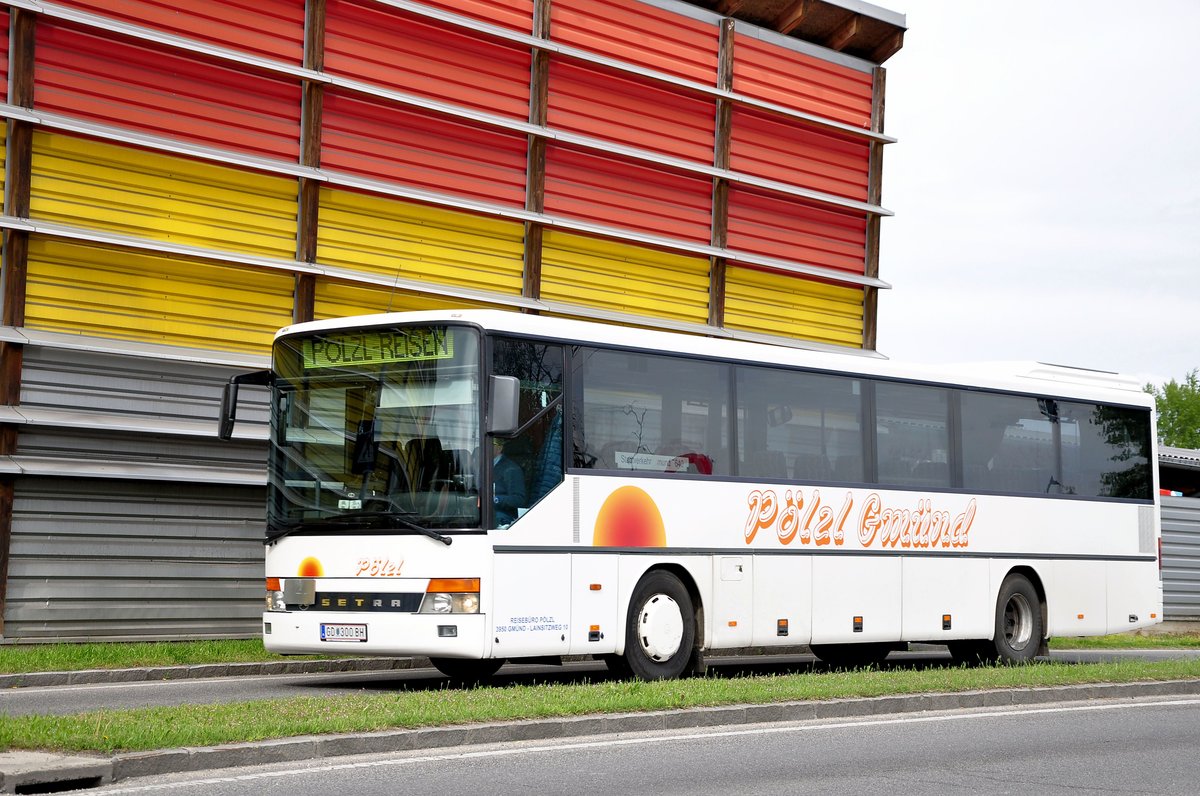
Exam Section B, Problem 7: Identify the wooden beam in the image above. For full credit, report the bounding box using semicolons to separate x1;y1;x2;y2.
823;14;860;53
0;7;38;637
862;66;886;351
717;0;747;16
870;30;905;65
294;0;325;324
774;0;809;36
709;19;735;329
523;0;551;305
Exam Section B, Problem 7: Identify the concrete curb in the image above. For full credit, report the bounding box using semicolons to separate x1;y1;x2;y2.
0;657;428;689
5;678;1199;792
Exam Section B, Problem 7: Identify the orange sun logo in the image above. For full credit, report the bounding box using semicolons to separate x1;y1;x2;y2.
298;557;324;577
593;486;666;548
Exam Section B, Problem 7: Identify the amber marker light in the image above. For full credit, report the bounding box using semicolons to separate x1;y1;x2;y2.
589;584;602;591
1077;614;1085;620
266;577;281;591
426;578;480;593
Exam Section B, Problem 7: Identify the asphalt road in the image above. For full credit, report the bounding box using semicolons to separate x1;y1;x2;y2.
87;696;1200;795
3;648;1199;718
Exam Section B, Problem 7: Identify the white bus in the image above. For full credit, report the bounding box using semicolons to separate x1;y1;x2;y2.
219;310;1161;680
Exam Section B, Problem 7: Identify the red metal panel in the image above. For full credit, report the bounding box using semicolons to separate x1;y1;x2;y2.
0;9;8;90
548;60;715;164
326;0;531;121
726;186;866;274
551;0;718;85
35;23;301;160
733;33;873;129
730;106;869;201
544;144;712;243
419;0;534;33
52;0;305;64
322;90;528;207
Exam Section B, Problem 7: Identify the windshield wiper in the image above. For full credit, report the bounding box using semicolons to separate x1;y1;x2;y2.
349;511;453;546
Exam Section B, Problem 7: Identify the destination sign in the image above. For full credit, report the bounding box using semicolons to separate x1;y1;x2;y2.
302;328;453;369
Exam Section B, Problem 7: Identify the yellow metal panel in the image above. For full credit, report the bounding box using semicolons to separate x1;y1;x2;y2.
317;188;524;296
24;236;294;353
0;133;6;213
29;131;298;258
723;266;864;348
314;279;493;320
540;230;710;324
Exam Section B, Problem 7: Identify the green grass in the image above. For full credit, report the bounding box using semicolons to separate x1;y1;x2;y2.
0;633;1195;675
0;639;330;674
1050;633;1200;649
3;657;1199;754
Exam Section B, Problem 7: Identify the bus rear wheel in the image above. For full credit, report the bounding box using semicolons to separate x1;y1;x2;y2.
991;573;1043;664
951;574;1043;666
618;571;696;681
430;657;505;683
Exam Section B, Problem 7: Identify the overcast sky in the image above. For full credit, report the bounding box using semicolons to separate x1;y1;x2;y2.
875;0;1199;388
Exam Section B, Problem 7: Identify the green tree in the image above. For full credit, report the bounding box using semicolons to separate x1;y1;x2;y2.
1145;369;1200;448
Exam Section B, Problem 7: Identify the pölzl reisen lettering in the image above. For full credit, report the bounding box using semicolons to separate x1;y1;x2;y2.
744;489;976;549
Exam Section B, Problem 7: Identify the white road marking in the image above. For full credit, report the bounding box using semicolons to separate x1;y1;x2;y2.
96;697;1200;793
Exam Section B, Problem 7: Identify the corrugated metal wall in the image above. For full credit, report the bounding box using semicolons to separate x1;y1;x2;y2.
1162;496;1200;621
0;0;895;641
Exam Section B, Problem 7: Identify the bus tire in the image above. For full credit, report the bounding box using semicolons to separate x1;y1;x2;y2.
990;573;1043;664
622;571;696;681
429;657;505;683
810;642;893;669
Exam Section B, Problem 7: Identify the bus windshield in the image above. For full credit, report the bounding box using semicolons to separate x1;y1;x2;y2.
266;325;481;537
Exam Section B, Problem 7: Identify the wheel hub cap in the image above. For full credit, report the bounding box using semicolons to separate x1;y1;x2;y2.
638;593;684;661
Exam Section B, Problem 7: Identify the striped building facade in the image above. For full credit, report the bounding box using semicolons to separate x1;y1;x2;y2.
0;0;904;641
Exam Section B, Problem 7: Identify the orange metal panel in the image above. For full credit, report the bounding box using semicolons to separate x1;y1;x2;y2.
544;144;712;243
51;0;305;64
733;33;873;129
323;90;528;207
326;0;531;120
730;106;870;201
551;0;718;85
726;186;866;274
35;23;301;160
418;0;534;33
547;60;715;164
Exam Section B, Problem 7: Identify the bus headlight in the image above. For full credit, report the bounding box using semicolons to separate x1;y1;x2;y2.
419;578;480;614
265;577;286;612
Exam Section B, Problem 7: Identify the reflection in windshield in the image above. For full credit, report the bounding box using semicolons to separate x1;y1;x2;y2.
267;326;481;536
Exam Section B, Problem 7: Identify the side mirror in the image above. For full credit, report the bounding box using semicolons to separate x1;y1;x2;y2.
488;375;521;435
218;369;273;441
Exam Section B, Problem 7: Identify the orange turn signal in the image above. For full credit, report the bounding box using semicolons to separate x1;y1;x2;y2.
266;577;281;591
426;578;480;593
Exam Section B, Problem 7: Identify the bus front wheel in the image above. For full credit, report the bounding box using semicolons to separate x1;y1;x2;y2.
618;571;696;680
991;573;1043;664
430;657;505;683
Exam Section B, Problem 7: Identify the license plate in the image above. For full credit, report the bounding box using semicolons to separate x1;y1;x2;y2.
320;623;367;642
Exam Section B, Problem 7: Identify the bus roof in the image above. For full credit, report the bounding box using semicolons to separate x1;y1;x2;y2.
275;310;1153;407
